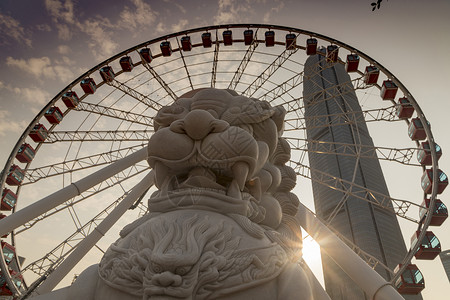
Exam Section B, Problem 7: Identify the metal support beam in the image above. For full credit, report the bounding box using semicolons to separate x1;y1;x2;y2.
33;170;154;295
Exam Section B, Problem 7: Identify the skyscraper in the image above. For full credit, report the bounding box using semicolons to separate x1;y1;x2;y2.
303;52;422;299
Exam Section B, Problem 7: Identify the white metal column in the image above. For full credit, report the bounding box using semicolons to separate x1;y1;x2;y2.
296;203;405;300
33;170;154;295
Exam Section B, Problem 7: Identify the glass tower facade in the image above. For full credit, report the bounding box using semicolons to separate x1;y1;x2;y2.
303;53;422;299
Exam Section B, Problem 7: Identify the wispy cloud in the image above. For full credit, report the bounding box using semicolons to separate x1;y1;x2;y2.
45;0;75;40
263;1;285;23
57;45;71;55
80;19;119;60
0;110;28;137
12;86;51;106
214;0;253;24
6;56;75;83
119;0;158;30
43;0;159;60
0;11;32;47
171;19;189;32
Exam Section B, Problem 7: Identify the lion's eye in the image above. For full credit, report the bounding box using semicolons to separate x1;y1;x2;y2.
152;263;164;273
175;266;190;276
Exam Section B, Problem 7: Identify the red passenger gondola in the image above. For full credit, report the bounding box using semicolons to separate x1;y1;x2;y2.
80;78;96;94
16;143;35;163
417;141;442;166
181;36;192;51
346;54;359;72
44;106;63;124
285;33;296;50
160;41;172;56
1;189;17;211
99;66;115;82
5;166;24;186
139;48;152;63
265;30;275;47
0;269;23;296
396;97;414;119
0;269;12;296
380;80;398;100
306;38;317;55
62;91;80;109
420;198;448;226
327;45;338;63
394;264;424;294
364;66;379;85
421;168;448;194
223;30;232;46
29;123;48;143
411;231;441;260
1;241;15;265
202;32;212;48
408;118;427;140
120;56;133;72
244;29;254;45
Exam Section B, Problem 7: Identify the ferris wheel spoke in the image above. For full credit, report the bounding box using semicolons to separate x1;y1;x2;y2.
175;37;194;91
228;37;260;90
76;102;154;127
44;130;153;143
260;71;304;103
287;138;419;166
291;162;422;223
242;46;299;98
106;79;163;111
22;144;146;185
211;32;219;88
284;105;402;132
16;165;150;234
141;56;177;100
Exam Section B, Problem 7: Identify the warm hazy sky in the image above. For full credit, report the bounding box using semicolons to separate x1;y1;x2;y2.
1;0;450;298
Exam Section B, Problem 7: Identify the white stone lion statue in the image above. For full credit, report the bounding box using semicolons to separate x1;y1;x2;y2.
59;88;313;299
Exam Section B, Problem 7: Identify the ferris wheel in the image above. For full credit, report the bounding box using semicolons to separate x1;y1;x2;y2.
0;24;447;299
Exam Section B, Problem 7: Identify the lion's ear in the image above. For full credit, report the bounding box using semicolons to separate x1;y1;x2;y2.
271;105;286;132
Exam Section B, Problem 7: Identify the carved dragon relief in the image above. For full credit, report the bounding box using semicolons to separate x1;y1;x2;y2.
67;88;313;300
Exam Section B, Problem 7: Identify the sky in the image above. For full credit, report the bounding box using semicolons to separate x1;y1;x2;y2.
1;0;450;299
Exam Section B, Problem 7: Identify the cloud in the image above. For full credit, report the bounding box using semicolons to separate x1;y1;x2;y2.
263;1;285;23
45;0;75;40
0;110;28;137
80;19;119;60
43;0;159;60
12;86;51;106
0;11;32;47
36;24;52;32
214;0;253;24
45;0;75;24
6;56;75;83
171;19;189;33
57;45;71;55
119;0;158;30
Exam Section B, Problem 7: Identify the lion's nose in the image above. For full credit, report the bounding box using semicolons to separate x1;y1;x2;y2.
151;271;182;287
170;110;229;140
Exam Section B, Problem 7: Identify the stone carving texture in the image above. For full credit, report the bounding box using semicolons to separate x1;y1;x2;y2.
68;88;313;299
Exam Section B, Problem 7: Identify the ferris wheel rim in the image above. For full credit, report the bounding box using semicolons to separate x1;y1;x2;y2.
0;23;441;297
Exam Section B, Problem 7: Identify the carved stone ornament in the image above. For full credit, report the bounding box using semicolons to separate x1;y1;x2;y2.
66;88;313;300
